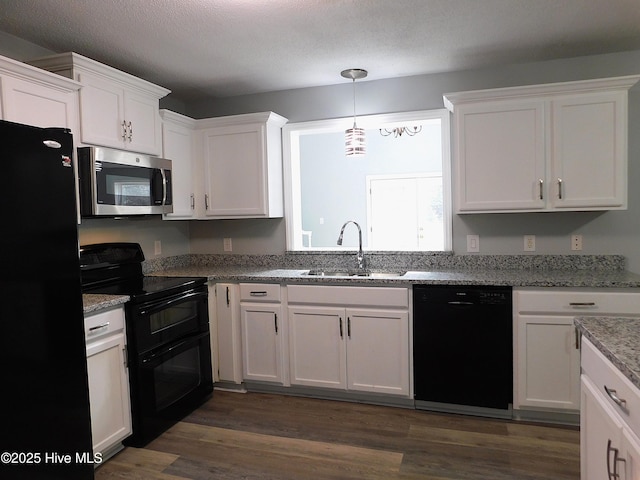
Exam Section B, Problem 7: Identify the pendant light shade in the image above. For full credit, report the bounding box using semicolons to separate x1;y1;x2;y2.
341;68;368;157
345;125;366;156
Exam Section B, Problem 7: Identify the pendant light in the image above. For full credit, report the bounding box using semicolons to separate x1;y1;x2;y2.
341;68;368;157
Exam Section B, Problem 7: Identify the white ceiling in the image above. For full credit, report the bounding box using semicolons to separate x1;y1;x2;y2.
1;0;640;101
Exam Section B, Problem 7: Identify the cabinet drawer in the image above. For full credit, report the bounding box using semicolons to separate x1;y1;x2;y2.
84;307;125;341
287;285;409;308
516;289;640;315
582;338;640;435
240;283;281;302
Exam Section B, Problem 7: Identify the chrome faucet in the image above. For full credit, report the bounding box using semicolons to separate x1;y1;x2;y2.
337;220;366;270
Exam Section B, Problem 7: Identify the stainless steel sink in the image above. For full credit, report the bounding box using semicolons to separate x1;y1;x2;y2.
304;269;406;278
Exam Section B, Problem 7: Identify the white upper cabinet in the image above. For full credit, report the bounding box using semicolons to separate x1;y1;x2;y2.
29;52;170;155
444;76;640;213
0;54;80;131
194;112;288;219
160;109;196;219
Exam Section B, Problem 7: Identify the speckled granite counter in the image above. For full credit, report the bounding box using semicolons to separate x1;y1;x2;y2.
82;293;129;314
148;265;640;288
575;317;640;390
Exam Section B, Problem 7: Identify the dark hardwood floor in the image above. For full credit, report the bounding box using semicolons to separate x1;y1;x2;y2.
95;391;580;479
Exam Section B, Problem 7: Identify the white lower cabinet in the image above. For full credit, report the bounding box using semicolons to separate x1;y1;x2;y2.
212;283;243;384
581;338;640;480
239;283;284;384
515;314;581;411
287;285;410;397
84;307;131;460
514;288;640;416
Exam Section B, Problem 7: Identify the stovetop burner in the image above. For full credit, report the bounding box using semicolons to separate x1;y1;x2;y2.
80;242;206;302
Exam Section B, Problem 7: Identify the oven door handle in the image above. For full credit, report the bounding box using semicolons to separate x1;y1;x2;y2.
138;291;208;316
141;331;209;366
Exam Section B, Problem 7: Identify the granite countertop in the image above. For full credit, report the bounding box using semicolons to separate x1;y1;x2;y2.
575;316;640;390
148;265;640;288
82;254;640;314
82;293;129;314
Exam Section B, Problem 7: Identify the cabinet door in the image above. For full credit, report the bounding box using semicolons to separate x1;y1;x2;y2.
346;308;410;396
289;306;346;389
551;91;626;209
85;333;131;455
455;100;546;212
1;75;78;130
622;428;640;480
125;90;162;155
77;72;126;149
515;315;580;410
240;303;283;383
215;283;242;384
162;116;195;218
202;123;267;217
581;375;624;480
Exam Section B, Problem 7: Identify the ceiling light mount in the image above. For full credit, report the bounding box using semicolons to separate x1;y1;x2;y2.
342;68;368;157
341;68;368;81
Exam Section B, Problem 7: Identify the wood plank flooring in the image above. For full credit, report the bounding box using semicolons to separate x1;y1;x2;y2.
95;391;580;479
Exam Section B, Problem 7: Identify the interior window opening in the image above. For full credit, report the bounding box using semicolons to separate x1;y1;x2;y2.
283;110;451;252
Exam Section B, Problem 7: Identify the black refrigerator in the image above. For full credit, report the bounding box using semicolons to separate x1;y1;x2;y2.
0;119;94;479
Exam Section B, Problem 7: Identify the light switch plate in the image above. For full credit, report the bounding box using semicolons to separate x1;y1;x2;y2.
223;237;233;252
466;235;480;252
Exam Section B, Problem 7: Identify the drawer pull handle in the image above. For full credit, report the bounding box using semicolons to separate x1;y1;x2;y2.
250;291;268;296
569;302;596;307
605;386;628;411
89;322;110;332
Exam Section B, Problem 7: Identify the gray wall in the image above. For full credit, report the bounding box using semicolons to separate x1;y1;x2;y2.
186;50;640;273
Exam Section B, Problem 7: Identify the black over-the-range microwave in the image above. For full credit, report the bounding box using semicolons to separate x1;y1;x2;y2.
77;146;173;217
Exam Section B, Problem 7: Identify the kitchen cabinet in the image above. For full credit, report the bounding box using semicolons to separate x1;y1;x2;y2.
514;288;640;418
0;54;80;130
581;337;640;480
287;285;410;397
212;283;243;385
239;283;285;384
84;307;131;461
444;75;640;213
194;112;288;218
161;109;196;219
29;52;170;155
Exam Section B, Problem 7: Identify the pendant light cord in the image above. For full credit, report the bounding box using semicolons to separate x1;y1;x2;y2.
352;78;357;128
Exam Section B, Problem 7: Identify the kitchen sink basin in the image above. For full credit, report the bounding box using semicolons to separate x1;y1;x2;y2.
304;269;406;278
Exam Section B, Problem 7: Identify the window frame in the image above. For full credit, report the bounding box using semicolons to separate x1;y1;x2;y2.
282;109;452;252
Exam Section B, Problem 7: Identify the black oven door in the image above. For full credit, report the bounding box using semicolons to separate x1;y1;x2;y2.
132;286;209;354
125;330;213;447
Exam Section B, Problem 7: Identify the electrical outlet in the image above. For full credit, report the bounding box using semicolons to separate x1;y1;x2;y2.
571;234;583;251
524;235;536;252
223;237;233;252
154;240;162;255
466;235;480;252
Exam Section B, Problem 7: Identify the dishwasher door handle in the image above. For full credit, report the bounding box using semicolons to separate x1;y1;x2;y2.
447;301;474;305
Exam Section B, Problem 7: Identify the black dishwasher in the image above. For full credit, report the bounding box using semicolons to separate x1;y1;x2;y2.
413;285;513;417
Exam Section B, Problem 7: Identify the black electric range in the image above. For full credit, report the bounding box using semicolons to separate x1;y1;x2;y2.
80;242;206;301
80;242;213;447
